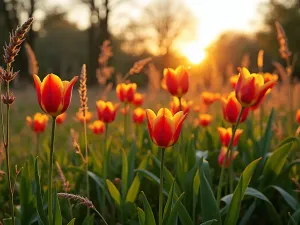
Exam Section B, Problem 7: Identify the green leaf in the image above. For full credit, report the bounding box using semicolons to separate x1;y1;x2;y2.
141;192;156;225
151;154;181;195
224;158;261;225
270;185;300;211
200;171;221;225
67;219;76;225
162;180;175;225
121;148;129;198
262;141;295;187
166;193;187;225
128;142;137;184
137;208;146;225
20;161;35;225
288;208;300;225
238;201;256;225
34;158;49;225
126;155;149;203
193;169;200;222
260;108;275;160
53;190;62;225
200;219;218;225
106;179;121;206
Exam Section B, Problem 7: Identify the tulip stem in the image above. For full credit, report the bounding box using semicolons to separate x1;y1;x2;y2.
83;116;90;218
48;117;56;225
178;97;184;155
102;123;108;215
159;148;165;225
124;103;128;146
260;103;264;138
217;107;245;207
36;133;40;157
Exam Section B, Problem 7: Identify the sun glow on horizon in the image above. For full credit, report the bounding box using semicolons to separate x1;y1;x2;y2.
180;42;206;64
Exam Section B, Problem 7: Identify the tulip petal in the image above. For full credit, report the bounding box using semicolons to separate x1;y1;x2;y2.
152;115;174;148
61;76;78;113
146;109;156;138
33;75;42;105
40;74;64;115
171;113;187;146
157;108;173;118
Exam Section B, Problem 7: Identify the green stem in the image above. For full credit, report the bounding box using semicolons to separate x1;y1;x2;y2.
159;148;165;225
83;116;90;217
102;123;108;215
260;104;264;138
124;103;127;146
36;133;40;157
93;207;108;225
217;107;245;207
67;199;73;220
48;117;56;224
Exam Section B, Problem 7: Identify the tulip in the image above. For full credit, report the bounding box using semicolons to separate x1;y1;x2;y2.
230;75;239;89
193;105;201;113
163;66;189;97
33;73;78;117
218;146;239;168
96;100;119;123
116;83;137;103
26;113;49;134
76;111;93;123
89;120;106;135
221;92;249;124
296;109;300;125
170;97;193;115
217;127;243;147
146;108;187;148
201;92;219;105
132;93;145;107
132;108;146;124
56;112;66;125
235;67;276;107
199;114;213;127
120;106;130;115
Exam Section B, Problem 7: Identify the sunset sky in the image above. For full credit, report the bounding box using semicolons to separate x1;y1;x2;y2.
42;0;268;63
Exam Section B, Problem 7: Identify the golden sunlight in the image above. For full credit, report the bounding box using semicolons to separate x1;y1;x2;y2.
181;43;206;64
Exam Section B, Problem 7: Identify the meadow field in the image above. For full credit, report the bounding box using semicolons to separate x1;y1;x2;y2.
0;3;300;225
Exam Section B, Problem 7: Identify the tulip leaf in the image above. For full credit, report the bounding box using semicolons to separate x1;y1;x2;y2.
166;193;186;225
67;219;76;225
200;219;218;225
200;171;221;225
127;142;137;184
260;108;274;160
126;154;149;203
121;148;129;198
193;169;200;222
34;158;49;225
288;208;300;225
163;180;175;225
261;141;295;187
270;185;300;211
141;191;156;225
224;158;261;225
137;207;146;225
106;179;121;206
238;201;256;225
53;189;62;225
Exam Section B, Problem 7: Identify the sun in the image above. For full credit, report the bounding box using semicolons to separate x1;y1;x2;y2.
181;43;206;64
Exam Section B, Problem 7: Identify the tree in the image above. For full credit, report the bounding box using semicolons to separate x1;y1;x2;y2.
120;0;197;68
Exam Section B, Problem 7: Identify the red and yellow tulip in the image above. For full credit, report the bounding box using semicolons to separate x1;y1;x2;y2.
218;146;238;168
201;92;219;105
217;127;243;147
89;120;105;135
235;67;276;107
199;114;213;127
296;109;300;125
230;75;239;89
96;100;119;123
26;113;49;134
132;108;146;124
120;106;130;115
146;108;187;148
33;73;78;117
132;93;145;107
116;83;137;103
221;92;249;124
170;97;193;115
163;66;189;97
76;111;93;124
56;112;67;125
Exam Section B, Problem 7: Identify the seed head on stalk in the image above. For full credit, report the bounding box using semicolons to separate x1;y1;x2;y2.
79;64;88;116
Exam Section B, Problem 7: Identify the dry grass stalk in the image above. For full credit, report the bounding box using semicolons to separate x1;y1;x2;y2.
56;161;70;192
57;193;94;208
275;21;291;61
128;57;152;76
24;43;38;75
97;40;114;86
79;64;88;116
3;17;33;64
